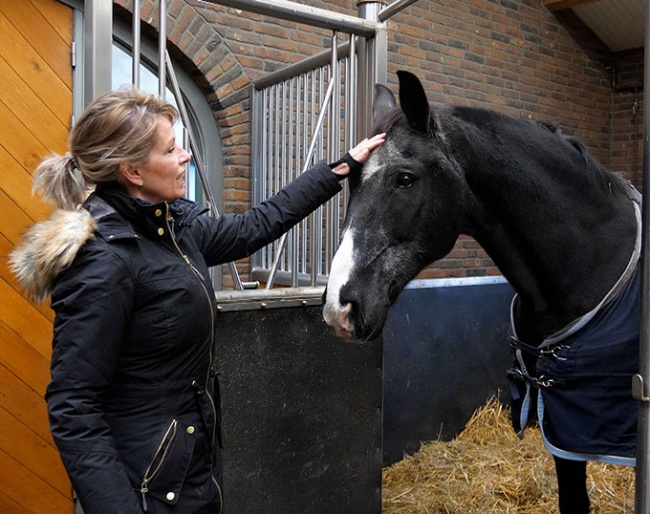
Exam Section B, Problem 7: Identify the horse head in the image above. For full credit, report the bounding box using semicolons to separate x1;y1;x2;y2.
323;71;467;342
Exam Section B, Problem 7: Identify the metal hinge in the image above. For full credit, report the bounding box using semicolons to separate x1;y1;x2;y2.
71;41;77;68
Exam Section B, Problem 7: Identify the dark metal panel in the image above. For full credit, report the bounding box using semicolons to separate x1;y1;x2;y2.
217;305;382;514
382;279;514;465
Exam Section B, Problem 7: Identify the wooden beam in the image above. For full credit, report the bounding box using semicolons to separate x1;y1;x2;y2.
544;0;601;11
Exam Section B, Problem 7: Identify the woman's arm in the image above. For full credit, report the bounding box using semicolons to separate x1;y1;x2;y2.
194;134;386;265
47;245;141;514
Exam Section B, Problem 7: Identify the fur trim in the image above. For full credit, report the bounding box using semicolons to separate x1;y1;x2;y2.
9;209;97;302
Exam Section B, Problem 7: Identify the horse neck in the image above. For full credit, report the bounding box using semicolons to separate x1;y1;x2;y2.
450;117;639;343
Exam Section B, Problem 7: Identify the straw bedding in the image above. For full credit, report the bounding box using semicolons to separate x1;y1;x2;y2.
382;398;635;513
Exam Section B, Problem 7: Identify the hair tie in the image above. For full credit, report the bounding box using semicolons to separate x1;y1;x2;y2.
65;152;79;170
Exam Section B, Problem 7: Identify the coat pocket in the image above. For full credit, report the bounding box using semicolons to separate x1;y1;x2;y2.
139;419;197;510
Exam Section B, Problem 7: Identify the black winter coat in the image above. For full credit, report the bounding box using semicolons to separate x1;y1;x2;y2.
30;162;342;514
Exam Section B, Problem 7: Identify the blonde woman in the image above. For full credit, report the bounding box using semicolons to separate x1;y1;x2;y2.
10;87;385;514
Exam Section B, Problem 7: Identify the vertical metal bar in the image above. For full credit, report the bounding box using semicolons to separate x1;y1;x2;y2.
288;77;299;286
296;75;306;276
356;1;388;135
374;23;389;86
132;0;141;87
84;0;112;105
159;0;167;98
349;34;357;145
636;2;650;510
263;87;273;268
328;44;341;280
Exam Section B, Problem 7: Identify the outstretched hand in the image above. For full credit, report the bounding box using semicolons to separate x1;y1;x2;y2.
331;133;386;176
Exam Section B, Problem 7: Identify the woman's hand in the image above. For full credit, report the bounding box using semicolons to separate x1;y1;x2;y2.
330;133;387;176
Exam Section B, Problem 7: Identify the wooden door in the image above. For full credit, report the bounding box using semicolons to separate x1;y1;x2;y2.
0;0;74;512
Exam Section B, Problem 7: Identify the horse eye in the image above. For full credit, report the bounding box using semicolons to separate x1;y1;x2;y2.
396;172;416;189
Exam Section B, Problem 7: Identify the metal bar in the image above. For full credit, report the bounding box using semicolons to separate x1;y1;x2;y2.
377;0;419;22
165;51;245;290
349;34;357;144
325;47;341;284
635;1;650;509
132;0;141;87
266;37;338;289
197;0;378;37
288;78;299;287
374;23;389;85
83;0;112;105
158;0;167;99
253;43;350;90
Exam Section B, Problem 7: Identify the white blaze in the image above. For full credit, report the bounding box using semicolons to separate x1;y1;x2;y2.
323;227;356;339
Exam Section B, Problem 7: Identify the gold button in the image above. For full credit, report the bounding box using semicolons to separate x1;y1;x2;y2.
186;426;195;435
166;492;175;501
157;228;165;236
155;209;163;217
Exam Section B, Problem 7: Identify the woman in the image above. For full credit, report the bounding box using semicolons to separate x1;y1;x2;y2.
10;87;385;514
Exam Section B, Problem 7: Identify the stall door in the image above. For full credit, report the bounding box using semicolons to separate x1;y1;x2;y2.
0;0;74;512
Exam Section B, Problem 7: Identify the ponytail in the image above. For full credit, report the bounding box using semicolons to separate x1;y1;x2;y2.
33;153;89;211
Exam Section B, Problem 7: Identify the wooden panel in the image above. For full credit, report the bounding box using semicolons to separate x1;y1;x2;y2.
0;405;69;495
0;491;28;514
0;0;74;511
0;363;51;441
1;0;72;89
0;11;72;125
0;55;69;154
0;449;71;514
0;188;42;246
0;276;53;361
0;99;50;178
0;235;53;322
0;145;53;223
30;0;74;46
0;319;51;395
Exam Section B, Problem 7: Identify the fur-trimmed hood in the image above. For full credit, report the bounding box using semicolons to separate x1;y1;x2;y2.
9;209;97;302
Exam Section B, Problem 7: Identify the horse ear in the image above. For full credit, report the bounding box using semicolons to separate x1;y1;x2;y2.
397;71;431;133
373;84;396;121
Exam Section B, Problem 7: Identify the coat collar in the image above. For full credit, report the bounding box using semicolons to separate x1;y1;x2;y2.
88;184;205;240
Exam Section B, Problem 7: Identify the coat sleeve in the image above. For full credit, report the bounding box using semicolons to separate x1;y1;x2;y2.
46;242;142;514
191;161;343;266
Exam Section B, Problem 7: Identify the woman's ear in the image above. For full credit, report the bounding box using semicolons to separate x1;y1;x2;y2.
120;162;144;187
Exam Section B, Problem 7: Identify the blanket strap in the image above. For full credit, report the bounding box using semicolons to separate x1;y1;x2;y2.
508;336;568;388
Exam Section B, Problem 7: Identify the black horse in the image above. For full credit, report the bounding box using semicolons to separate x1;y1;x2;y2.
323;71;641;513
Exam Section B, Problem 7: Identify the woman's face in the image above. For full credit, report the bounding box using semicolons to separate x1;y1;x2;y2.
129;115;191;204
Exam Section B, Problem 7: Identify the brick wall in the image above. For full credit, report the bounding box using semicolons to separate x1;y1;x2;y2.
610;49;644;188
114;0;642;283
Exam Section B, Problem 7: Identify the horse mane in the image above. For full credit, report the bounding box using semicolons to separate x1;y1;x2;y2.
536;120;630;195
538;122;592;168
372;101;630;197
446;105;629;196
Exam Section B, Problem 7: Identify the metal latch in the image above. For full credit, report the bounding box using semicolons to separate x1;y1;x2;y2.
632;374;650;402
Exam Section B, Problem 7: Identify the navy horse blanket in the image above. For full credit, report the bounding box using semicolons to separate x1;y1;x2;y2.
508;201;641;466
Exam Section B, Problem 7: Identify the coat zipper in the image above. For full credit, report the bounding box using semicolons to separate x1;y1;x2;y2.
165;205;223;513
140;419;178;511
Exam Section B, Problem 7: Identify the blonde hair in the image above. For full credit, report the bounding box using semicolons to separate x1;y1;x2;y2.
35;87;178;210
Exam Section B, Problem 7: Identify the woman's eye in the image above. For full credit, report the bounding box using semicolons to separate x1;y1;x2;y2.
396;172;416;189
